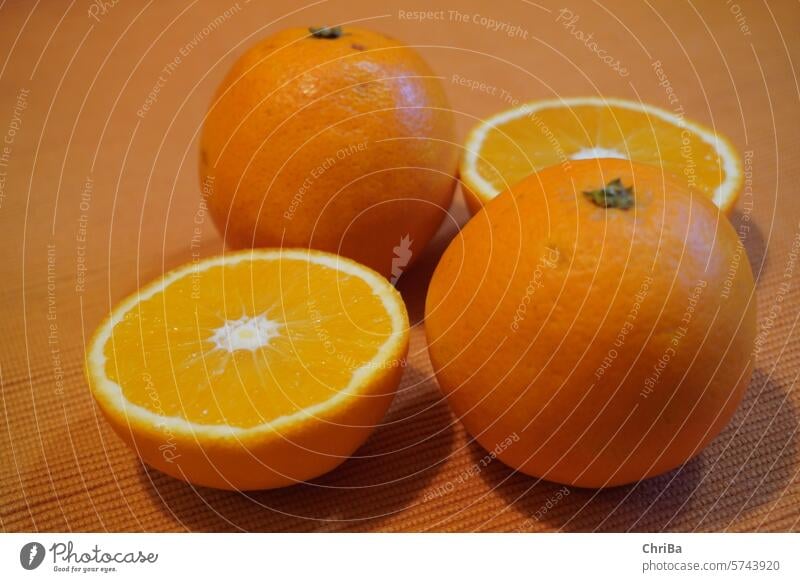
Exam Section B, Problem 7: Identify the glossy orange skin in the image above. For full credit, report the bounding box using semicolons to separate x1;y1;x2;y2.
425;159;756;488
200;27;458;277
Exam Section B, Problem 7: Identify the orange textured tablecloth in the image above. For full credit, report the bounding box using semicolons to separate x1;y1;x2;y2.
1;0;798;532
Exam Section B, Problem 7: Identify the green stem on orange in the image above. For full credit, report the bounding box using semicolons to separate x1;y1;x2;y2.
583;178;634;210
309;26;342;39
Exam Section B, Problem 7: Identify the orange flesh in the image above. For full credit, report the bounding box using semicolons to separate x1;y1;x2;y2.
104;259;394;428
477;105;724;199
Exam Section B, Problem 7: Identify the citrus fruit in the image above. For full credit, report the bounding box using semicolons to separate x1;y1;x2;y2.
200;26;458;278
85;249;409;490
460;96;743;215
425;158;755;488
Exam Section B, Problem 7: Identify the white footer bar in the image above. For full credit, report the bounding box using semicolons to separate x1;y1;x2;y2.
1;533;796;581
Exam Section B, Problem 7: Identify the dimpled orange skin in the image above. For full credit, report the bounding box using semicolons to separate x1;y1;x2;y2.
200;27;458;277
425;159;756;488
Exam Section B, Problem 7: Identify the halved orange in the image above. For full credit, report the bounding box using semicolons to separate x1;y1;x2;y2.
460;97;743;214
85;249;409;490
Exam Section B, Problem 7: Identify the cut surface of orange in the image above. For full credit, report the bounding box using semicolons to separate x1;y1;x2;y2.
86;249;409;490
460;97;743;214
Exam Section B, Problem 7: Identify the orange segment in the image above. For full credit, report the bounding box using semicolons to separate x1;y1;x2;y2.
462;97;742;215
86;249;409;490
105;258;394;427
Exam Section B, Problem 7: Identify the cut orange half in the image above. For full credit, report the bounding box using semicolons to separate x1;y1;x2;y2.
85;249;409;490
460;97;743;214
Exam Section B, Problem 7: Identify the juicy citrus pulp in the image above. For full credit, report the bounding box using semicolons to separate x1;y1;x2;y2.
460;97;743;214
86;249;409;490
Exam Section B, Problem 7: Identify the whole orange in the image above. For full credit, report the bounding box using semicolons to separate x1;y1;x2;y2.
200;26;458;277
425;159;756;488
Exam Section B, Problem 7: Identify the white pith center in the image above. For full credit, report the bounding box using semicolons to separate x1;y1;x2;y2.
210;314;282;352
570;146;628;160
